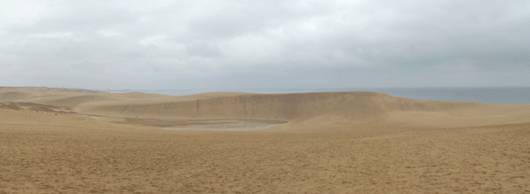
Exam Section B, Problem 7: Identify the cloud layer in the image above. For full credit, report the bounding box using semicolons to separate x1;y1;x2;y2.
1;0;530;90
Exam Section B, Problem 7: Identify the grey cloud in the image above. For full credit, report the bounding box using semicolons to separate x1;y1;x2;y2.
1;0;529;90
186;42;221;58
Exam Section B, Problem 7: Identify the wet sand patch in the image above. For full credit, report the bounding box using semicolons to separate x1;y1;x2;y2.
82;115;101;119
116;118;288;131
165;121;281;131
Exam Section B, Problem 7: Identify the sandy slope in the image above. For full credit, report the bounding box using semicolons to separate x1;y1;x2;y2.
1;87;530;193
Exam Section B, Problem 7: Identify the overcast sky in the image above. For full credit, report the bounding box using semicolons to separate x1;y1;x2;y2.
1;0;529;91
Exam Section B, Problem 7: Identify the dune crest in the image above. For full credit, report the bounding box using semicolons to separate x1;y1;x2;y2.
42;95;117;108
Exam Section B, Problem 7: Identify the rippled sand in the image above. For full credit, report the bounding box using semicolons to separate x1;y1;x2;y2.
1;87;530;193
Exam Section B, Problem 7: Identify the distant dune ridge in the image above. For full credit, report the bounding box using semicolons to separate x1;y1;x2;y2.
2;87;528;129
0;88;458;120
82;91;493;129
1;87;530;193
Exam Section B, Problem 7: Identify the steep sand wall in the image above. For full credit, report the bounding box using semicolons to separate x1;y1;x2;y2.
85;92;480;121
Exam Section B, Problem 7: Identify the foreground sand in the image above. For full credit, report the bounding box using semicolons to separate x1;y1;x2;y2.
1;87;530;193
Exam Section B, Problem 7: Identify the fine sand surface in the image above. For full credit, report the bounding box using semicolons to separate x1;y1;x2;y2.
1;87;530;193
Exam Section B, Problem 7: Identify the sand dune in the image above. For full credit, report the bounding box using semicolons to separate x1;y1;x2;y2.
61;90;530;130
1;87;530;193
84;92;457;119
3;87;529;132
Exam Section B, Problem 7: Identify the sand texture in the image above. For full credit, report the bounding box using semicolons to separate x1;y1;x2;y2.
1;87;530;193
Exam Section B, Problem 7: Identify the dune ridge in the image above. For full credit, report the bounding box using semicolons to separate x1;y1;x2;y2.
4;87;529;130
42;95;118;108
2;87;530;130
83;92;479;120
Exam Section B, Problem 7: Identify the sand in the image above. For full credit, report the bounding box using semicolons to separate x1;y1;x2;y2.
1;87;530;193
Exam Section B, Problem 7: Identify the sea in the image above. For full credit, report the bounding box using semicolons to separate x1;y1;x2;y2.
104;87;530;105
